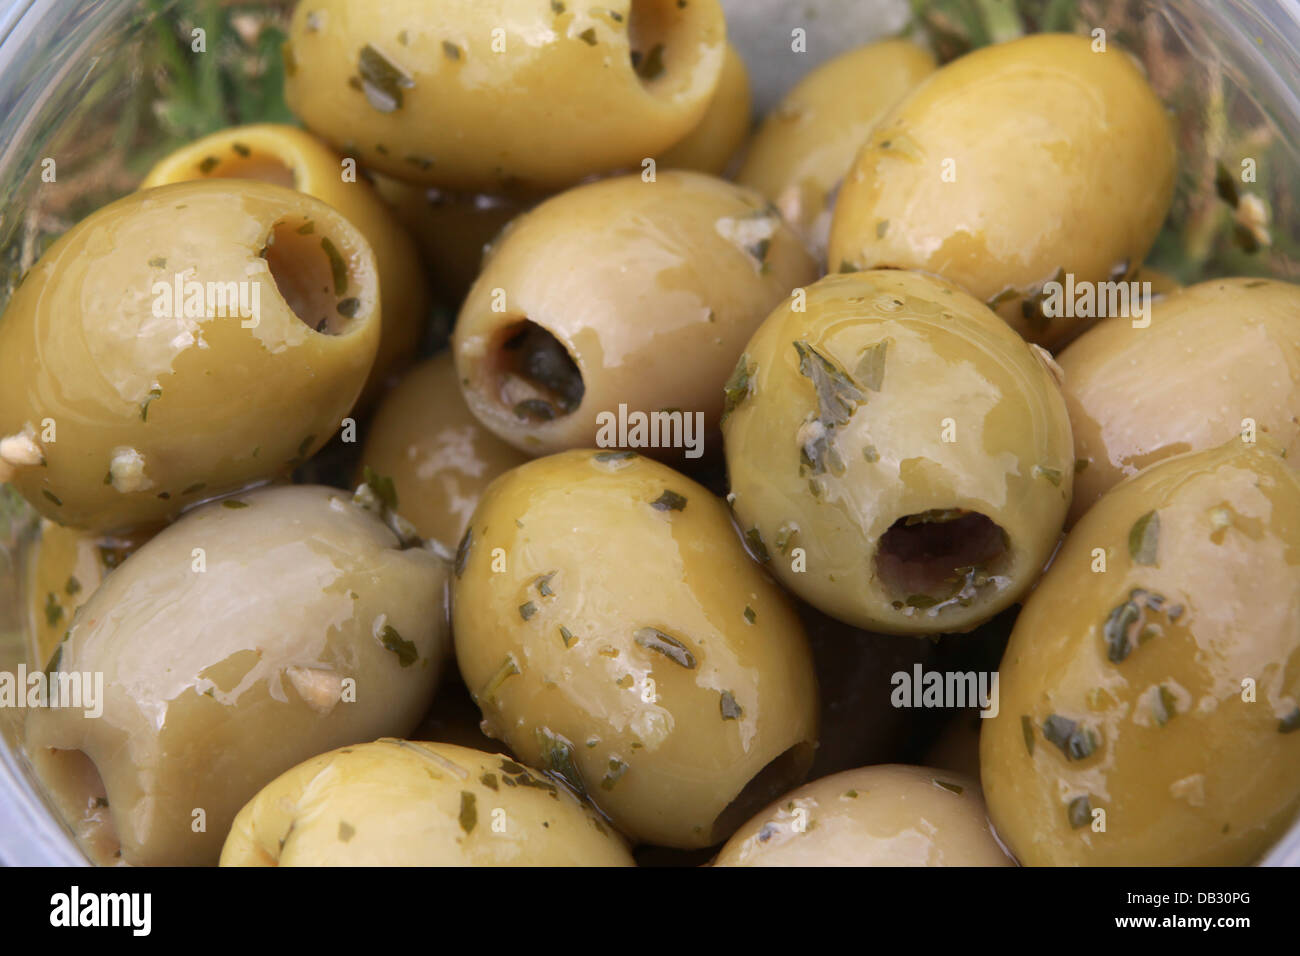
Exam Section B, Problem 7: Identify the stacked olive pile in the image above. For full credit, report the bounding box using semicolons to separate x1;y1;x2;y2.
2;0;1297;867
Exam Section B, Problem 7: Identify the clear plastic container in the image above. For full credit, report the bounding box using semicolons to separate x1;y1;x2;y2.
1;0;1298;865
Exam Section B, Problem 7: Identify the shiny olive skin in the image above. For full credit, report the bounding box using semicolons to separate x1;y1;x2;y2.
24;521;153;672
981;440;1300;866
0;180;380;533
712;765;1012;866
359;352;529;555
658;44;752;176
221;740;634;866
1059;278;1300;525
452;450;819;849
284;0;726;192
140;123;429;405
723;270;1074;635
370;175;526;304
829;33;1176;348
737;39;935;261
24;485;450;866
453;171;817;460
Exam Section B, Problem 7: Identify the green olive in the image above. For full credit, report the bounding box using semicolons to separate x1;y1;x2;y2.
723;270;1073;635
220;740;634;866
828;33;1176;348
24;520;153;672
712;764;1012;866
981;439;1300;865
1059;277;1300;525
658;43;753;176
140;123;429;406
359;352;529;555
453;171;817;461
24;485;450;866
284;0;726;192
736;39;935;261
0;180;380;533
369;175;526;305
452;450;819;848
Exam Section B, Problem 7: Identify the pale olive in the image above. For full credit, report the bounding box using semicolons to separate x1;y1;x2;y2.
453;171;817;462
24;485;450;866
1058;277;1300;524
712;764;1012;866
723;270;1073;635
359;352;529;555
452;450;819;848
0;180;380;532
220;740;634;866
981;439;1300;865
284;0;727;191
828;33;1176;348
737;39;935;261
140;123;429;406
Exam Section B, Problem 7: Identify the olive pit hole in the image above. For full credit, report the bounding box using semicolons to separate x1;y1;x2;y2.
710;742;813;844
33;747;122;865
875;510;1010;610
627;0;688;90
261;218;361;335
490;320;584;423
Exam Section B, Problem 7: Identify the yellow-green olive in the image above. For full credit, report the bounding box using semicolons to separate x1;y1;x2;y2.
370;175;526;304
712;764;1012;866
24;485;450;866
359;352;529;555
24;520;153;672
1059;277;1300;525
737;39;935;261
453;171;817;461
140;123;429;405
284;0;726;192
981;439;1300;866
0;180;380;533
657;43;753;176
828;33;1176;349
221;740;634;866
723;270;1074;635
452;450;819;848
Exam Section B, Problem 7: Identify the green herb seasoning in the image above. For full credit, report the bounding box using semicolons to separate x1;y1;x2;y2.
600;757;629;791
1103;588;1174;663
1021;715;1035;756
198;156;220;174
1068;795;1092;829
743;605;756;624
338;821;355;842
336;297;361;318
933;779;964;796
1280;708;1300;734
1214;162;1240;207
593;449;637;462
721;354;756;424
148;256;167;269
319;237;348;296
862;444;880;463
1033;465;1063;487
719;690;743;720
519;601;538;621
480;773;499;791
578;27;598;45
379;624;417;667
454;527;473;578
875;219;889;238
478;655;519;703
1129;510;1160;565
458;791;477;834
296;221;315;235
1074;458;1090;473
362;465;398;510
534;571;557;596
442;40;462;60
221;500;249;509
559;625;576;648
854;340;889;392
357;44;414;112
775;522;798;554
650;490;687;512
634;627;697;669
231;142;251;157
745;527;770;563
44;593;62;628
140;385;162;422
65;576;81;596
1153;684;1178;726
536;727;586;795
42;489;63;507
1042;714;1098;761
634;42;665;79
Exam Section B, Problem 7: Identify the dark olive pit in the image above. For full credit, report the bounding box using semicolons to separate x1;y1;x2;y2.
875;510;1010;606
494;320;584;422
